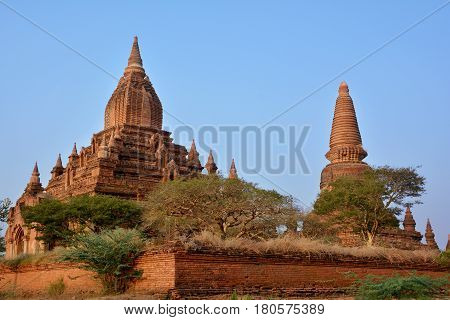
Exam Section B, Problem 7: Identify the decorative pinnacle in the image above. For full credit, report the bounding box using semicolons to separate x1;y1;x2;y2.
205;149;218;174
127;36;143;68
403;206;416;232
29;161;40;184
54;154;63;168
229;158;238;179
32;161;39;175
338;81;349;96
187;139;202;169
71;143;78;156
426;218;433;233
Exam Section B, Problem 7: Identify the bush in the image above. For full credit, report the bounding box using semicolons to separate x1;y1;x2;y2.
60;228;145;294
354;273;449;300
47;278;65;298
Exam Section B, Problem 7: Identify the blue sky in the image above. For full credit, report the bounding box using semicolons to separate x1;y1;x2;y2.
0;1;449;247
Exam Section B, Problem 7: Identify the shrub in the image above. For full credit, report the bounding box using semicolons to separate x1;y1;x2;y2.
60;228;145;294
47;278;65;298
435;251;450;268
354;273;449;300
230;289;239;300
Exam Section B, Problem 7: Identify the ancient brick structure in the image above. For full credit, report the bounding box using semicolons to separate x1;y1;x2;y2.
320;83;436;250
425;219;439;250
4;164;47;258
1;251;447;298
320;81;370;189
5;37;223;258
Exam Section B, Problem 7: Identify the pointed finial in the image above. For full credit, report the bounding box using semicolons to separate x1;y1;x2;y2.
127;36;143;68
55;153;63;168
425;218;439;250
71;143;78;156
187;139;202;171
403;205;416;232
426;218;433;232
33;161;39;175
229;158;238;179
338;81;349;96
205;149;218;174
29;161;40;184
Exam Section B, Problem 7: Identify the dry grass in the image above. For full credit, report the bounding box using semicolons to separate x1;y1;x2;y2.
0;247;66;270
185;231;440;264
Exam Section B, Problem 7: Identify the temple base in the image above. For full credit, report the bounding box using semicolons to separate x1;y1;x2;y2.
320;162;370;190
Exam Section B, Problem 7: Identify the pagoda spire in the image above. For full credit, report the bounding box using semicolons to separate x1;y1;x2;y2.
71;143;78;156
51;154;64;178
187;140;203;172
25;162;43;195
403;206;416;232
320;81;370;189
205;149;218;174
30;162;40;184
127;36;143;69
229;158;238;179
425;219;439;250
327;81;367;162
104;37;163;130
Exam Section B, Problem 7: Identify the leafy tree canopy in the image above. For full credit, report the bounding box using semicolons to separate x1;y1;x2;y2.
0;198;12;255
22;195;142;248
309;166;425;245
144;174;300;241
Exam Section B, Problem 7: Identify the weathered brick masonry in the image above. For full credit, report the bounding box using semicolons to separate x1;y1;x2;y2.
1;251;447;298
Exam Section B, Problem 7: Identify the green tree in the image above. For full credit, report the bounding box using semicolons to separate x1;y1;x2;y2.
60;228;145;293
144;174;300;240
0;198;12;255
22;195;142;248
311;166;425;246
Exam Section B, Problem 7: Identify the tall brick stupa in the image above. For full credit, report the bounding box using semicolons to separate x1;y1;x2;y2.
320;81;370;189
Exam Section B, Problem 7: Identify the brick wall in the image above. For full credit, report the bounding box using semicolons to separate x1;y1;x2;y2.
173;253;447;297
1;251;447;298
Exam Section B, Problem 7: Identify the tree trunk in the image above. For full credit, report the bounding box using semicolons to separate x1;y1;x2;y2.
366;232;374;246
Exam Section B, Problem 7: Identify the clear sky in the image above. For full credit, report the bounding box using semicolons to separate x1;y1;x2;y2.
0;1;449;248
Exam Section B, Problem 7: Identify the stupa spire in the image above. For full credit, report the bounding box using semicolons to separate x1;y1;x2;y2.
320;81;370;189
127;36;143;68
26;162;43;195
104;37;163;130
51;154;64;179
327;81;367;162
71;143;78;156
403;206;416;232
54;153;63;168
425;219;439;250
30;162;40;183
229;158;238;179
205;149;218;174
187;140;202;171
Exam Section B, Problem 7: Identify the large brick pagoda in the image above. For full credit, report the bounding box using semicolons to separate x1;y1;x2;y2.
5;37;223;258
45;36;203;200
